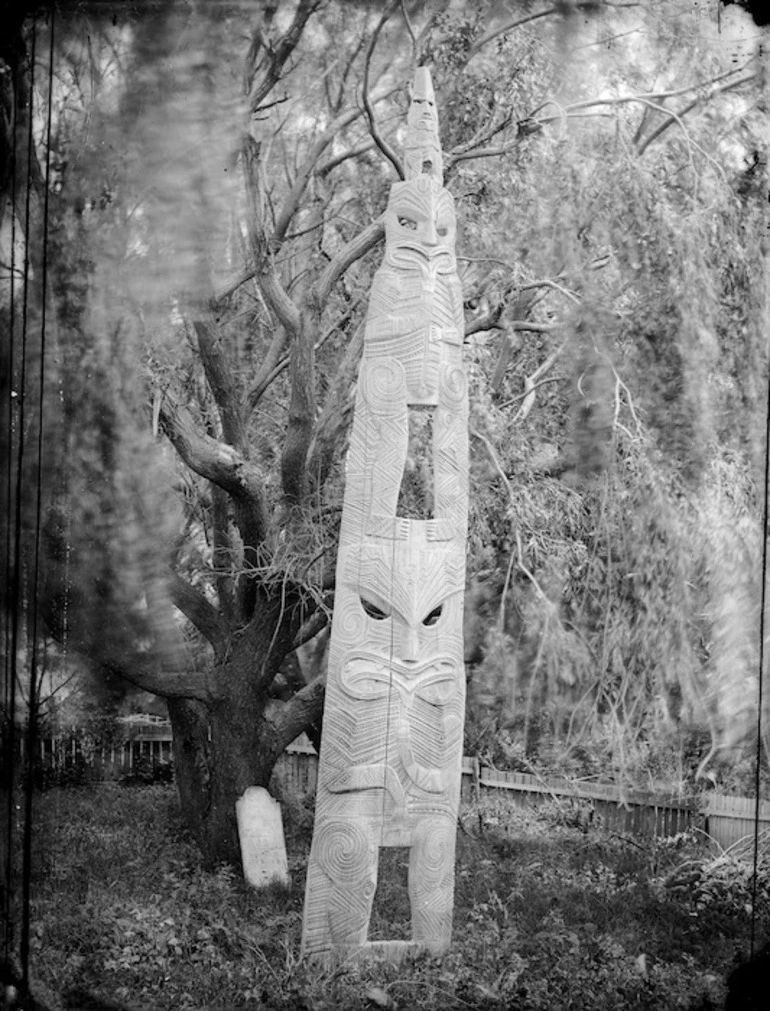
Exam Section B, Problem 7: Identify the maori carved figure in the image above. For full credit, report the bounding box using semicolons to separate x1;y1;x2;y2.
302;68;468;961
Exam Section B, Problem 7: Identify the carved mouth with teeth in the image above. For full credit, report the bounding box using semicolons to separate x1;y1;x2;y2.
341;655;458;704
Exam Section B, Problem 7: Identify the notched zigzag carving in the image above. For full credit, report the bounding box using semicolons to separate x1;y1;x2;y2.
302;67;469;962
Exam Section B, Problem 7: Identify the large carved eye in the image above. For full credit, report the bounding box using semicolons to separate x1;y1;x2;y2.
397;216;417;230
361;597;389;620
422;604;443;627
437;224;448;237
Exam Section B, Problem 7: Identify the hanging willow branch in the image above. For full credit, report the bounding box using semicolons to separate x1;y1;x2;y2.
362;0;405;180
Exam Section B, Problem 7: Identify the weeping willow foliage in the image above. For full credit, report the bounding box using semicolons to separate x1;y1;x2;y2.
455;7;768;790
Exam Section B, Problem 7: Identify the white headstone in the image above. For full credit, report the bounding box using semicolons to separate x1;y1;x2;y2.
236;786;290;889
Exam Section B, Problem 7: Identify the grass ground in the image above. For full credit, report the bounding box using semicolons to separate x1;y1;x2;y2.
11;782;768;1010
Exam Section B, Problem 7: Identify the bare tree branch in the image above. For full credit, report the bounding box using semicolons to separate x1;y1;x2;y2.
488;290;539;394
362;1;405;180
317;139;377;176
400;0;418;58
449;111;513;158
242;135;387;501
468;2;641;59
167;570;229;656
210;484;238;625
273;106;362;244
636;73;757;155
246;326;290;411
525;75;756;168
249;293;365;408
450;62;754;176
510;319;560;332
241;135;300;335
515;341;567;422
216;97;394;306
447;137;522;167
159;396;269;551
270;674;326;751
293;608;331;651
520;278;581;303
465;308;503;337
631;61;757;102
260;271;301;334
191;319;246;452
213;265;258;304
243;4;279;97
469;426;514;501
334;27;369;112
103;658;215;702
316;216;385;304
499;375;567;410
248;0;325;115
281;310;316;506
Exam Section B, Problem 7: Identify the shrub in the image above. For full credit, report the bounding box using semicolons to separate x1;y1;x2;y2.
119;756;174;786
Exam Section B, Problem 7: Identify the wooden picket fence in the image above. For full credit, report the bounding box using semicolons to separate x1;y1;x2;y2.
36;734;174;775
10;730;770;853
275;739;770;854
6;726;173;781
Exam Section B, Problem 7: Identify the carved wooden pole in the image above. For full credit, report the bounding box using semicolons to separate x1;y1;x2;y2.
302;68;468;961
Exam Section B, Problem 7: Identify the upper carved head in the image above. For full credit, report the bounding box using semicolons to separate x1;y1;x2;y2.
404;67;443;182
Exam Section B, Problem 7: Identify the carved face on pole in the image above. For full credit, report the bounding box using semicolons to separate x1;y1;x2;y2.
302;65;468;963
383;177;457;276
323;534;466;811
341;538;465;677
404;66;443;182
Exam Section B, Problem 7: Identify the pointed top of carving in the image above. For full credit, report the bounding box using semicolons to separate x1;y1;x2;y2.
412;66;435;105
404;66;443;183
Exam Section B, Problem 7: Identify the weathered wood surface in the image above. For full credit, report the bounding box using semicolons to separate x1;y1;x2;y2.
301;68;469;962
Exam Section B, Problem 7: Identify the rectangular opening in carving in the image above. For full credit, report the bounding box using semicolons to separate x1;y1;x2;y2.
368;846;411;941
396;407;434;520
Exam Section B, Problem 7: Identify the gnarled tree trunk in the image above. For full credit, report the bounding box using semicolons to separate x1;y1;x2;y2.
165;600;325;866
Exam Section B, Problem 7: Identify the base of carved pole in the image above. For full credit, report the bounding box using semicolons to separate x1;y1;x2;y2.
306;938;449;968
301;812;457;962
236;787;290;889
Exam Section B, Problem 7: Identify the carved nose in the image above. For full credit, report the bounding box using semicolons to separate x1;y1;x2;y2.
423;221;437;246
400;623;419;662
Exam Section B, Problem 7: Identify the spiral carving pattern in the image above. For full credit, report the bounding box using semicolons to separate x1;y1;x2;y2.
414;820;453;881
360;359;406;415
316;820;373;887
334;601;366;645
440;364;466;408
